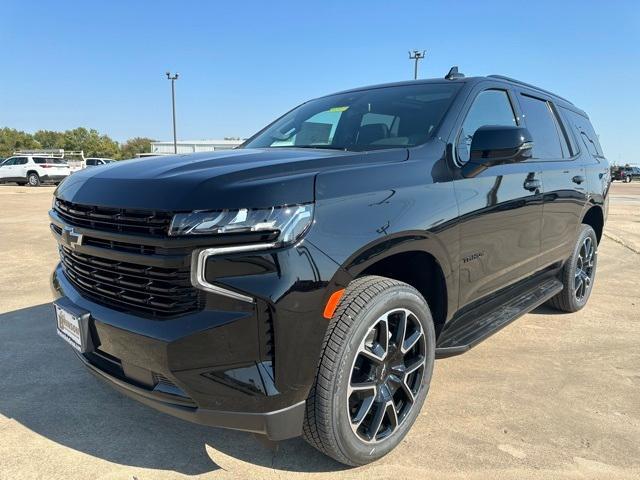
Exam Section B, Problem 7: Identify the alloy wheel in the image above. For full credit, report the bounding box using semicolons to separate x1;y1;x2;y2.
347;308;426;443
574;236;595;301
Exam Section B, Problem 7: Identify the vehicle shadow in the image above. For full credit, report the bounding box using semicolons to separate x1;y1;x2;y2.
528;304;566;316
0;304;345;475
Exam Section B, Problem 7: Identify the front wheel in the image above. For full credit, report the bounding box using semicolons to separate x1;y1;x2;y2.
27;173;41;187
625;176;632;183
547;224;598;312
303;275;436;466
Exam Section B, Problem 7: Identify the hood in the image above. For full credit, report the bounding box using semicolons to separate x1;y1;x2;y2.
55;148;407;211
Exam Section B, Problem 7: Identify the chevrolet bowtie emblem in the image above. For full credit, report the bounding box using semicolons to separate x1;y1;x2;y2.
63;226;83;249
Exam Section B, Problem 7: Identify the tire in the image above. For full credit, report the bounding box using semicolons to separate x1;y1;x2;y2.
27;173;40;187
547;224;598;313
303;275;436;466
625;176;631;183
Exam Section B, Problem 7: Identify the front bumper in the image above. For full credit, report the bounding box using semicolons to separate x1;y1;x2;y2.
51;233;348;439
75;346;305;440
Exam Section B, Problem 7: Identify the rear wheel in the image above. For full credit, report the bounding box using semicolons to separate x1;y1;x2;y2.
27;173;40;187
547;224;598;312
625;176;632;183
303;275;436;466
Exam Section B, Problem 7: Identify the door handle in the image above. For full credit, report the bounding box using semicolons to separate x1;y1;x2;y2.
572;175;585;185
524;179;541;191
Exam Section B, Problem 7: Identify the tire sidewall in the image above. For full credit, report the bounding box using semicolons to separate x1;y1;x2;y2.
330;287;436;464
28;173;40;186
565;225;598;310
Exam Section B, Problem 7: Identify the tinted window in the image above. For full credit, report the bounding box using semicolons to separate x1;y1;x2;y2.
2;158;16;166
519;95;564;159
34;157;47;164
17;158;28;165
86;159;96;166
244;83;462;152
457;89;516;164
560;107;604;158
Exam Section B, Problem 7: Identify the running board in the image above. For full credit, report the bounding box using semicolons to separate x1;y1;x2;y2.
435;278;563;359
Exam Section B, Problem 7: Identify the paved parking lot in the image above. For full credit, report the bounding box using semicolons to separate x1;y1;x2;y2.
0;182;639;480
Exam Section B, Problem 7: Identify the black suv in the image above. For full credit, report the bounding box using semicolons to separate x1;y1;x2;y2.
50;70;609;466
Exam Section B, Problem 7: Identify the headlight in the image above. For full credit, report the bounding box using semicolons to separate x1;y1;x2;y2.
169;203;314;246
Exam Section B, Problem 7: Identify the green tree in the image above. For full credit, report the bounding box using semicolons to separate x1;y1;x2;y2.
61;128;120;158
0;127;157;160
0;128;40;157
33;130;65;149
119;137;154;160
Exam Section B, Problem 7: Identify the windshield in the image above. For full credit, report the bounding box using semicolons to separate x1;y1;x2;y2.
243;83;462;152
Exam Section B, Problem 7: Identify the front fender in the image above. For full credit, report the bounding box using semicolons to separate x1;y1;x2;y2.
306;148;460;321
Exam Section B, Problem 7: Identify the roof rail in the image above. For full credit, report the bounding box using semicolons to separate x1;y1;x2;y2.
487;75;574;105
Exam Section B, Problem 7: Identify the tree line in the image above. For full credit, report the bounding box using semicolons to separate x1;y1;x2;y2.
0;127;154;160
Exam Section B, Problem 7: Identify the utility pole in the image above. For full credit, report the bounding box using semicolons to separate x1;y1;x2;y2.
165;72;179;154
408;50;426;80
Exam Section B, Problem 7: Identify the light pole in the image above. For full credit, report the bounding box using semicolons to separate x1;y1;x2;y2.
165;72;179;154
408;50;426;80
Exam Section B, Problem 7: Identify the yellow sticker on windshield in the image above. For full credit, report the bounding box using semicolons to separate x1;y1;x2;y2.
329;106;349;112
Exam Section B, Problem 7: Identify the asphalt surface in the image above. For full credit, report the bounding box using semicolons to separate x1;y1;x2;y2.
0;182;639;480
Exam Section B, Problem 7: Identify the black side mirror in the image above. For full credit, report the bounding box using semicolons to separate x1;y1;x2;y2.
462;125;533;178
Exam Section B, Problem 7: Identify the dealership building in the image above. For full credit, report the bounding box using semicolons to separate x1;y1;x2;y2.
150;139;242;155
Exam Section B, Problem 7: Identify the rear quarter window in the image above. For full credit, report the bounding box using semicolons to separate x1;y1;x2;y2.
559;107;604;158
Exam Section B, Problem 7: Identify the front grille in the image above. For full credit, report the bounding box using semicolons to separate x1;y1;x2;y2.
54;199;173;236
60;246;201;318
51;223;157;255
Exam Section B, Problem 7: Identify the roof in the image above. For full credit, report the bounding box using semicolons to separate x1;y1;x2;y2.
319;73;583;115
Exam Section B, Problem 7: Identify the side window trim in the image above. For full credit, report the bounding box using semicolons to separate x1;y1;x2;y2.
556;107;581;158
453;86;519;166
548;101;578;159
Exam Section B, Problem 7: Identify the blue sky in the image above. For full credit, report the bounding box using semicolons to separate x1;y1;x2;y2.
1;0;638;163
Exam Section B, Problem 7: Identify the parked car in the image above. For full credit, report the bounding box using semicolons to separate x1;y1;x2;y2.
85;157;115;167
50;70;609;466
0;155;70;186
611;165;639;182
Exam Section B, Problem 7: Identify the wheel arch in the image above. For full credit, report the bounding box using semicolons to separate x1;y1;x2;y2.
342;237;454;338
581;204;604;244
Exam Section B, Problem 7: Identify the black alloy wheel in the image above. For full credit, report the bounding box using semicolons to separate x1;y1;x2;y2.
347;308;426;443
547;224;598;312
303;275;436;466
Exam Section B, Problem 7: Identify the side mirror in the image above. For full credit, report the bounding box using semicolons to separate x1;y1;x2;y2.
462;125;533;178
